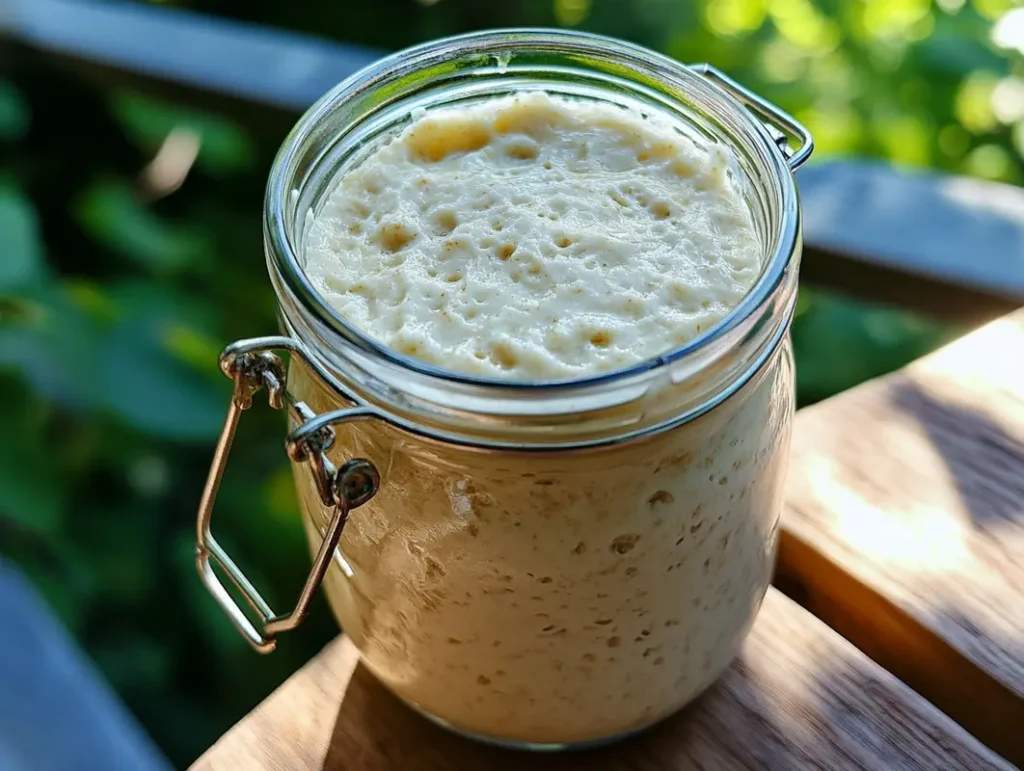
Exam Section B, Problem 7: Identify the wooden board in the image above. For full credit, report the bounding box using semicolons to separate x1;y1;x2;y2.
799;162;1024;321
777;310;1024;767
191;589;1011;771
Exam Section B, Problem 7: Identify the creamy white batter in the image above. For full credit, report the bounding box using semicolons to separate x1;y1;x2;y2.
292;91;787;746
303;92;761;379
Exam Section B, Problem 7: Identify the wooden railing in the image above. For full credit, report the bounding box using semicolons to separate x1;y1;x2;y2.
5;0;1024;323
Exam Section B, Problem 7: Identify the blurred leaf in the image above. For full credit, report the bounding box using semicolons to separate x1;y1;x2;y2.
109;280;220;333
972;0;1014;21
65;280;121;323
266;464;302;522
0;79;30;141
111;92;257;175
0;286;101;410
554;0;592;26
955;71;1000;133
792;291;950;405
161;323;225;374
705;0;767;37
0;437;65;535
0;281;226;440
97;318;227;441
75;181;212;272
917;28;1005;77
92;634;174;694
0;184;45;289
18;560;86;634
128;689;225;771
109;280;225;374
0;379;65;535
79;505;159;604
963;142;1015;180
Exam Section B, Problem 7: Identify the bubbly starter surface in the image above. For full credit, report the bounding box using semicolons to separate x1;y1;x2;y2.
303;92;761;379
293;92;789;745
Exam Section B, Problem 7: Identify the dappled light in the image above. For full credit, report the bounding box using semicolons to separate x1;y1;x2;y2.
913;313;1024;409
940;173;1024;221
805;455;970;574
992;7;1024;53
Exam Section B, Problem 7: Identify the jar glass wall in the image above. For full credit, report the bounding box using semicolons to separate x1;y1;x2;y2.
246;29;806;749
287;342;793;746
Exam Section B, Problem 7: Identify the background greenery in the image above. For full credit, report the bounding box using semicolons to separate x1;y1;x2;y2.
1;0;1021;766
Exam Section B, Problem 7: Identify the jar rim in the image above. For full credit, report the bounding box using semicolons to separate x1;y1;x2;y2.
264;28;802;395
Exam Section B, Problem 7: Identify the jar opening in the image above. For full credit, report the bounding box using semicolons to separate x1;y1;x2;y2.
264;29;802;446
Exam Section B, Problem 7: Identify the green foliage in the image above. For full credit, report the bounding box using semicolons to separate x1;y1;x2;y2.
112;92;258;175
75;181;215;272
792;289;951;404
0;80;31;141
0;182;45;289
1;0;1019;767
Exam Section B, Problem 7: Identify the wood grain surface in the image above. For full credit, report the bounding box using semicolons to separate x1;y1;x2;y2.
777;311;1024;767
191;589;1011;771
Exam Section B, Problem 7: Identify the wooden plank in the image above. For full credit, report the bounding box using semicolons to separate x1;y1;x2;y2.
799;162;1024;324
799;243;1020;327
190;589;1011;771
777;309;1024;767
5;0;382;112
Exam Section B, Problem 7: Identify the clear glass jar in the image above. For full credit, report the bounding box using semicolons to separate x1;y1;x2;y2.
195;29;810;750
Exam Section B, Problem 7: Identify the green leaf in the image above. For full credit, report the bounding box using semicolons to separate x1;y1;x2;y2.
91;634;174;694
74;181;212;272
18;560;87;634
96;319;227;441
85;283;228;440
108;281;225;378
64;280;121;324
111;91;257;175
793;291;949;406
0;184;44;289
79;505;159;604
0;441;65;535
0;378;66;535
161;323;225;374
0;285;102;409
0;79;30;141
1;281;227;440
266;464;302;523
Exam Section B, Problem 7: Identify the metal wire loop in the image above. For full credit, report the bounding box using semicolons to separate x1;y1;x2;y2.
195;337;381;653
692;63;815;170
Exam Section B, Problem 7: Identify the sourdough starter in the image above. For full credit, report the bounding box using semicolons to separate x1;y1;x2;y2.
290;92;791;744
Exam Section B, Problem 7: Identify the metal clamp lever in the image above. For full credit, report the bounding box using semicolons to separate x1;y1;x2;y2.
195;336;379;653
692;63;814;170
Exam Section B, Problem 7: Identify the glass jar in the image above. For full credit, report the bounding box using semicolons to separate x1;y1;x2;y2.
195;29;810;750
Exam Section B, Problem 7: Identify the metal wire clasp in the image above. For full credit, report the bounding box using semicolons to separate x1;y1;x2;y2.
195;336;379;653
692;63;814;170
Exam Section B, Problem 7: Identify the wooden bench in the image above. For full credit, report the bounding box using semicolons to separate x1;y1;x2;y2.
777;310;1024;767
191;590;1010;770
190;312;1024;770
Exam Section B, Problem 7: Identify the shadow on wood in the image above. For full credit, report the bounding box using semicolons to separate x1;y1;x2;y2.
320;592;1011;770
776;311;1024;768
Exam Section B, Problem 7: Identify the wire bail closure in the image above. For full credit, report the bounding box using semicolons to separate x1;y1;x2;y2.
692;63;814;170
195;336;379;653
